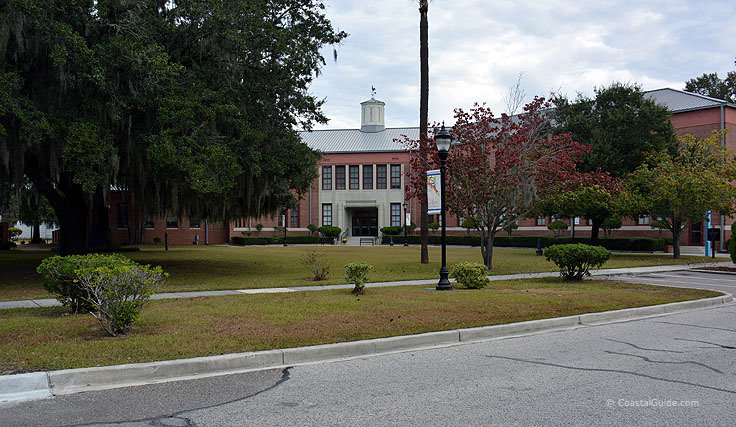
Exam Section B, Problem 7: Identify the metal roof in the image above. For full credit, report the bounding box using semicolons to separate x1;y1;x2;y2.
644;88;732;113
299;127;419;154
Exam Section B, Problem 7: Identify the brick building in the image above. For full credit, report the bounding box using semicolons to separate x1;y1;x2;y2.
107;88;736;248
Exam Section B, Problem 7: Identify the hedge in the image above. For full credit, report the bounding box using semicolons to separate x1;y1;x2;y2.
232;235;333;245
382;235;666;252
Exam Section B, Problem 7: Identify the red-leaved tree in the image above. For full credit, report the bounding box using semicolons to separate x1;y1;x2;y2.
448;97;589;269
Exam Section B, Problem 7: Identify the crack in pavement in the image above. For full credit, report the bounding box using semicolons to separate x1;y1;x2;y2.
603;338;684;353
674;337;736;350
66;368;292;427
484;355;735;395
604;350;723;374
655;321;736;333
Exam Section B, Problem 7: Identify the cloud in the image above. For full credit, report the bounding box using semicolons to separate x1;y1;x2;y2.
309;0;736;130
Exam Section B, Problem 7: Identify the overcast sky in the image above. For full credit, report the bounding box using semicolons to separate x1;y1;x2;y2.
307;0;735;130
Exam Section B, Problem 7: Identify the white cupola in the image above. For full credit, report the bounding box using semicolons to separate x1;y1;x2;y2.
360;95;385;133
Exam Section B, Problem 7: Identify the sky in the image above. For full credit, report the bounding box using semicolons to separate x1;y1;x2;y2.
307;0;735;130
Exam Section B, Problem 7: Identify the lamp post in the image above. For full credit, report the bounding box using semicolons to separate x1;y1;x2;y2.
403;201;409;246
435;124;452;291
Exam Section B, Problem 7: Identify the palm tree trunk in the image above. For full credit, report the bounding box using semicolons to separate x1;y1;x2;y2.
419;0;430;264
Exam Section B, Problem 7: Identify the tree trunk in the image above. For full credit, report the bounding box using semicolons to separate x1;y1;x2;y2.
31;219;42;244
418;0;429;264
671;222;682;259
87;188;112;252
590;218;602;245
483;232;495;270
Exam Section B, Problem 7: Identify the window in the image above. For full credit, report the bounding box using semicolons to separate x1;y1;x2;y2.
322;204;332;226
189;218;200;228
376;165;387;189
363;165;373;189
390;165;402;189
391;203;402;227
349;165;360;190
536;216;546;226
117;204;129;229
335;165;346;190
322;166;332;190
574;217;580;225
144;217;155;229
638;216;650;225
166;216;178;228
290;206;299;228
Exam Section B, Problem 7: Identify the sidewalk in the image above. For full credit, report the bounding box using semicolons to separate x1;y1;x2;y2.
2;261;731;310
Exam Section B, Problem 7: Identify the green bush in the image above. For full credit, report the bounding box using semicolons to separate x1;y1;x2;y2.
429;222;440;232
602;216;622;237
8;227;22;241
547;220;568;236
543;243;611;281
345;262;373;295
380;226;402;235
307;224;318;235
38;255;101;312
37;254;166;334
450;262;490;289
729;223;736;263
301;250;330;281
152;237;162;244
318;225;342;239
73;254;166;336
461;218;476;232
232;236;273;245
0;240;17;250
502;222;518;236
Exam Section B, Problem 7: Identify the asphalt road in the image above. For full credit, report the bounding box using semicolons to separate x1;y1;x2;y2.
4;270;736;426
607;269;736;294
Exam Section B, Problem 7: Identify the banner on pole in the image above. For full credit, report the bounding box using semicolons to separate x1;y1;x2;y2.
427;169;441;214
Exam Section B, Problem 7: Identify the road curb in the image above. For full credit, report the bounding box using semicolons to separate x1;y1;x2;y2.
1;292;732;404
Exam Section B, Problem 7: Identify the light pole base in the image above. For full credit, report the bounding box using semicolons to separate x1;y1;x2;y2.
436;266;452;290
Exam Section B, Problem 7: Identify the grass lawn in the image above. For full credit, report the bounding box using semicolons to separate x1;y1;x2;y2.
0;278;721;374
0;245;719;301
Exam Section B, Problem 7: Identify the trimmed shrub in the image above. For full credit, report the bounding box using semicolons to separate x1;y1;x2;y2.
307;224;318;235
461;218;476;233
231;236;272;245
429;222;440;232
345;262;373;295
544;243;611;281
301;250;330;281
729;223;736;263
602;216;622;237
8;227;22;241
37;254;166;335
450;262;490;289
0;240;17;250
255;223;264;235
38;255;101;313
380;226;402;235
318;225;342;239
547;220;568;236
502;222;518;236
73;254;166;336
153;237;161;244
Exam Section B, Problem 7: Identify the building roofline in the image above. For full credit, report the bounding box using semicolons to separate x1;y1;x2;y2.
645;87;736;110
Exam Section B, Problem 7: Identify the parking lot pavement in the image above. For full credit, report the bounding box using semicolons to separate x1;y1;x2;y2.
607;269;736;295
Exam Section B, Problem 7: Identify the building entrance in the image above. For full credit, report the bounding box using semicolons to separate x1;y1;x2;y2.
352;209;378;236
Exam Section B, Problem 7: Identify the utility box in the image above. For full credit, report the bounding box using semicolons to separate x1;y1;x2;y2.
0;222;8;241
707;228;721;241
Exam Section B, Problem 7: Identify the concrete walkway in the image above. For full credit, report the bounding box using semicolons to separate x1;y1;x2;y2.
1;261;731;310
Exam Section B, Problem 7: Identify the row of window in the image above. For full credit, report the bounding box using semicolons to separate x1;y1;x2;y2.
117;204;201;229
322;164;402;190
535;216;653;226
321;203;405;227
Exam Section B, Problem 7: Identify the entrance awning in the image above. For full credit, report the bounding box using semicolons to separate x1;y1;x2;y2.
345;201;378;208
